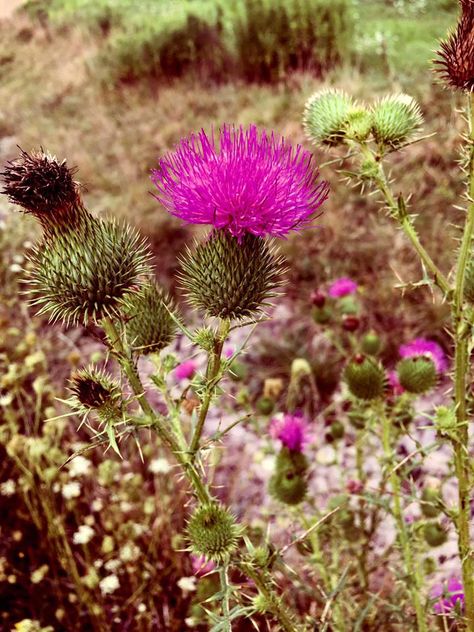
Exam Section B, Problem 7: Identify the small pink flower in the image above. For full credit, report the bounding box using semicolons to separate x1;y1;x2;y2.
328;277;358;298
431;578;464;615
174;360;197;381
269;413;309;452
224;346;235;359
191;555;216;577
399;338;448;374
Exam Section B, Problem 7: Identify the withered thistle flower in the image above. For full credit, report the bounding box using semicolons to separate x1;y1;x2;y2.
69;366;123;422
179;231;286;320
152;124;329;239
435;0;474;92
1;149;83;231
2;148;152;326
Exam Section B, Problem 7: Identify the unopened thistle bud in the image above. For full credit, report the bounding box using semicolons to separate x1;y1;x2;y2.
122;282;176;354
1;149;83;232
69;366;122;421
180;231;285;320
371;94;423;149
423;521;448;547
361;331;382;355
344;355;385;400
435;0;474;92
343;108;373;142
397;356;437;394
420;486;442;519
303;89;354;147
29;217;151;326
269;447;308;505
187;503;241;563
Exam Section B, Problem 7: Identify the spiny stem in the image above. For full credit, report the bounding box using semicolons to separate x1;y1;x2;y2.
378;400;427;632
451;91;474;632
189;318;230;458
357;142;451;296
219;564;232;632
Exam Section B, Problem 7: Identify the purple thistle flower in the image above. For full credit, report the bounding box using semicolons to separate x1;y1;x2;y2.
174;360;197;381
431;578;464;615
399;338;448;374
190;554;216;577
151;124;329;239
269;413;309;452
328;277;358;298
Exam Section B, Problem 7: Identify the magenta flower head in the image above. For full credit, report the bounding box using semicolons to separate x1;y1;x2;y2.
174;360;197;381
328;277;358;298
399;338;448;374
269;413;309;452
190;554;216;577
151;124;329;239
431;578;464;616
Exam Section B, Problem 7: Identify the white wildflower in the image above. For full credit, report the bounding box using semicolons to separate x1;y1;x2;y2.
149;458;172;474
119;543;140;563
72;525;95;545
177;576;197;593
0;479;16;496
62;482;81;500
99;574;120;595
68;456;92;478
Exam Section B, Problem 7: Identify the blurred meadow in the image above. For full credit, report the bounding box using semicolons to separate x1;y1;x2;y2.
0;0;471;630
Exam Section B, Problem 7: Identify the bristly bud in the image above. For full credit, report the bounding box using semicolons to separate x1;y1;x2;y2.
28;216;152;326
361;331;382;355
1;149;84;231
343;108;373;142
371;94;423;149
122;282;177;354
435;0;474;92
269;447;308;505
179;231;285;320
420;486;442;519
423;521;448;548
397;356;437;394
344;354;385;400
69;365;122;420
303;89;354;147
186;503;242;563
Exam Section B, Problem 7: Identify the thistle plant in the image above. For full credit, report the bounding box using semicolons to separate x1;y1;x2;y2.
1;126;328;631
302;1;474;629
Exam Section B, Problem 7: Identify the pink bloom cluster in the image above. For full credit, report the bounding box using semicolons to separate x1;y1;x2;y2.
399;338;448;373
328;277;358;298
152;124;329;239
431;578;464;615
269;413;309;452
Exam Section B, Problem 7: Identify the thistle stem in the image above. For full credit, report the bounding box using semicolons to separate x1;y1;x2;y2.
378;400;427;632
451;92;474;632
189;318;230;459
219;564;232;632
357;142;451;296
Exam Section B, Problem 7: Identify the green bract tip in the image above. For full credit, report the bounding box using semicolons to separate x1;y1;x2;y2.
344;355;385;401
303;88;354;147
397;356;437;394
187;503;241;563
370;94;423;149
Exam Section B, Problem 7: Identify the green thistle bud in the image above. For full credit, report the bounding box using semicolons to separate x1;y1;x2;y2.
193;326;215;352
397;356;437;394
270;447;308;506
122;282;176;354
343;108;373;142
311;306;332;324
434;405;457;438
1;149;83;231
28;216;151;326
180;231;285;321
229;361;247;382
187;503;241;563
338;295;359;315
328;420;345;441
359;158;380;182
344;355;385;401
423;521;448;548
256;396;274;415
361;331;382;355
252;593;271;614
303;89;354;147
69;366;122;421
420;486;442;519
371;94;423;149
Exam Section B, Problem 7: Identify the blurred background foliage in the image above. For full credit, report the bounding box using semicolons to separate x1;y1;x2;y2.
0;0;464;629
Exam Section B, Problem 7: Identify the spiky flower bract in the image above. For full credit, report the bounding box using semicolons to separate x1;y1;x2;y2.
122;282;176;354
1;149;83;231
152;124;329;239
186;503;241;563
399;338;447;373
303;88;355;146
28;216;151;326
269;447;308;506
435;0;474;92
371;94;423;149
69;366;122;421
344;355;385;400
397;357;437;394
179;231;285;320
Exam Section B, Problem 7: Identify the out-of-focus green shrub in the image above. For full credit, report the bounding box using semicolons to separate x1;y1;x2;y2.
234;0;354;83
